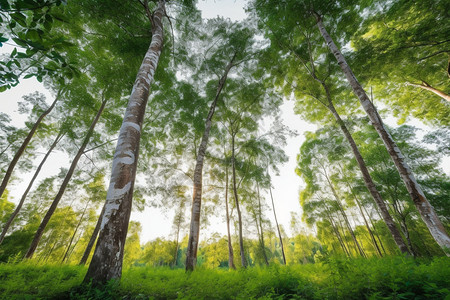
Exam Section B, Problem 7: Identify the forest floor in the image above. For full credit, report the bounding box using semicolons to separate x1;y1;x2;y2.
0;256;449;299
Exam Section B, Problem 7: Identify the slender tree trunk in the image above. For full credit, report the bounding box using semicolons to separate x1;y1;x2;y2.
256;183;269;265
62;200;90;263
0;130;64;246
25;99;107;259
84;2;165;285
323;169;366;257
315;14;450;255
317;79;410;254
185;54;236;272
269;184;286;264
406;82;450;101
231;133;247;268
224;164;236;269
79;204;106;265
325;208;350;256
339;166;383;257
0;93;59;198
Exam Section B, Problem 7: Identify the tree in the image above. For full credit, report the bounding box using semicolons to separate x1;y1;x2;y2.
84;0;167;284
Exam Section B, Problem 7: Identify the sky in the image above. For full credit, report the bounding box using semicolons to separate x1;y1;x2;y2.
1;0;448;244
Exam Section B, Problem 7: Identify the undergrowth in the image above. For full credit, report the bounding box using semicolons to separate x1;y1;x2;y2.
0;256;448;299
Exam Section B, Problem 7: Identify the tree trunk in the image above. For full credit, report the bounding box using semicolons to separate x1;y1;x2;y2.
231;133;247;268
224;164;236;269
338;166;383;257
315;14;450;255
25;99;107;259
406;82;450;102
256;183;269;265
0;93;59;198
269;184;286;264
79;204;106;265
323;168;365;257
0;130;64;246
325;207;350;256
185;54;236;272
83;1;165;285
62;199;90;263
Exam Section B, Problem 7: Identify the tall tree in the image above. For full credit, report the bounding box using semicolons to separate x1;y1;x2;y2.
0;91;60;199
84;0;167;284
25;98;107;258
313;12;450;255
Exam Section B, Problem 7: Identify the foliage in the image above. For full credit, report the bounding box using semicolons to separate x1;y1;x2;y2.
0;257;449;299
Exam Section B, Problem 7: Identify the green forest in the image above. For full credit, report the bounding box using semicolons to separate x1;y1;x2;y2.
0;0;449;299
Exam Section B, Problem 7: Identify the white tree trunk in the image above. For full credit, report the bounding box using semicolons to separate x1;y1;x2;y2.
84;0;165;285
315;14;450;256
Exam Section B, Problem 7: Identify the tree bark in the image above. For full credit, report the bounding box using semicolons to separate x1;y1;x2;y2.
83;1;165;285
79;204;106;265
231;133;247;268
268;184;286;264
0;93;59;198
224;164;236;269
0;130;64;246
185;53;236;271
25;99;107;259
315;14;450;256
406;82;450;102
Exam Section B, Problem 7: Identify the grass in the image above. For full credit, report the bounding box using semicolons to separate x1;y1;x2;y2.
0;256;449;299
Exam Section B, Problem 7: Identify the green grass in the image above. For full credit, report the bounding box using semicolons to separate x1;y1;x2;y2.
0;256;449;299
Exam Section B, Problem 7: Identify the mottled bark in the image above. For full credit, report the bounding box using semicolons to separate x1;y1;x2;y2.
0;130;64;246
0;94;59;198
185;54;236;271
225;164;236;269
230;134;247;267
269;184;286;264
406;81;450;102
84;1;165;285
79;204;106;265
315;14;450;256
25;99;107;259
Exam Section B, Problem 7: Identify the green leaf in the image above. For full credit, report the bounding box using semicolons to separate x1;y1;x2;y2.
23;74;34;79
10;48;18;58
16;52;29;59
0;36;8;43
10;12;27;27
12;38;28;48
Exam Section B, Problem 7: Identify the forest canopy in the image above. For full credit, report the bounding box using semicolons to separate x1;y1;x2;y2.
0;0;449;298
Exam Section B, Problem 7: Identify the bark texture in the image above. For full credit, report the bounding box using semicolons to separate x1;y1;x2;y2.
25;99;107;259
83;1;165;284
0;130;63;246
315;14;450;256
185;54;236;271
0;94;59;198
